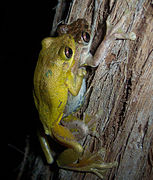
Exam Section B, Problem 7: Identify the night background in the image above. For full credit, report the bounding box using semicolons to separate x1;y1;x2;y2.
3;1;57;179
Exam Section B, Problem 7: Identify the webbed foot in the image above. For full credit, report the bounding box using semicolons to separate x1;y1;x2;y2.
58;148;118;179
79;148;118;179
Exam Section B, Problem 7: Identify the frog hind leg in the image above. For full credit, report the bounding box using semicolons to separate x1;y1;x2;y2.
52;123;83;165
37;129;54;164
52;123;84;166
61;115;89;140
52;124;117;179
62;113;100;140
57;145;118;179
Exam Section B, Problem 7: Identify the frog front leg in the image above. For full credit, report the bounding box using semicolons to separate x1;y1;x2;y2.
84;12;136;67
66;67;86;96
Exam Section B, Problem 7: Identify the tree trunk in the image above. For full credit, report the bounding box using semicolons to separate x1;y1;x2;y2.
18;0;153;180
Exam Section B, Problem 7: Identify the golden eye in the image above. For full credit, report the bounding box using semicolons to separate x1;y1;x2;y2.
65;47;73;59
82;31;90;43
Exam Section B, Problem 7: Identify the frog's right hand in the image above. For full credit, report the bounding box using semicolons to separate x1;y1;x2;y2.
77;68;86;77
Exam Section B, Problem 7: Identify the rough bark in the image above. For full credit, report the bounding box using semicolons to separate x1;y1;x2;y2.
18;0;153;180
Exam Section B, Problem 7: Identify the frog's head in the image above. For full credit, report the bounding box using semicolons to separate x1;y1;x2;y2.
41;34;75;72
57;19;92;70
57;19;91;46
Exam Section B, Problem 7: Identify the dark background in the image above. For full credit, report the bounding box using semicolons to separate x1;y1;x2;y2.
3;1;57;179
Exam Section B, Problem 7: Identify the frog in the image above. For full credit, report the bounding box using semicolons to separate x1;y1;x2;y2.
33;34;117;179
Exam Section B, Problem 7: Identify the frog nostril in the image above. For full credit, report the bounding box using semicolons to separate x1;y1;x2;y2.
65;47;73;59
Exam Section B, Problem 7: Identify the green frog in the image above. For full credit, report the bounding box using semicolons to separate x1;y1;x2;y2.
33;34;117;179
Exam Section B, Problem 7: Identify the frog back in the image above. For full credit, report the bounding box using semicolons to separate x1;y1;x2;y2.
34;56;68;129
33;35;75;133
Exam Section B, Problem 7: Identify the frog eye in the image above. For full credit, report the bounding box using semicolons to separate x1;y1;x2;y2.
65;47;73;59
82;31;90;43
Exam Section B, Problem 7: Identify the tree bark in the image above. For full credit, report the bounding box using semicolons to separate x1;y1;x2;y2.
18;0;153;180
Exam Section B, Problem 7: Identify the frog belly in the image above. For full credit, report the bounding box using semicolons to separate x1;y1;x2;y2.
64;78;86;117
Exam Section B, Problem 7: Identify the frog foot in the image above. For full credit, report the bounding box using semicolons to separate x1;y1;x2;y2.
59;148;118;179
80;148;118;179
